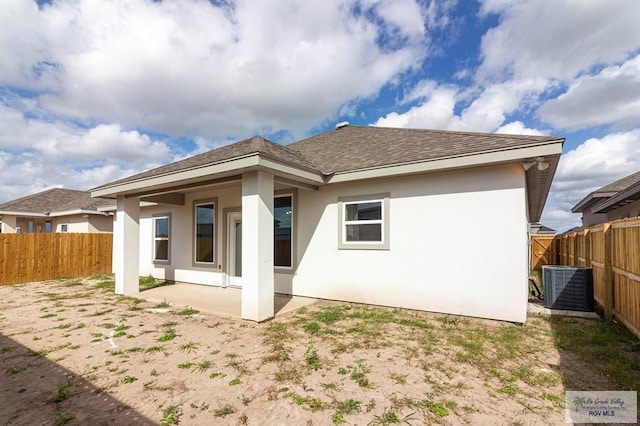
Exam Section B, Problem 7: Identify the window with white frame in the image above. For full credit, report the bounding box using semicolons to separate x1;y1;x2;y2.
153;214;170;263
194;200;216;265
338;193;390;250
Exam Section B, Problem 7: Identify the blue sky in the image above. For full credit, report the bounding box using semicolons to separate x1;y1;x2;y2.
1;0;639;232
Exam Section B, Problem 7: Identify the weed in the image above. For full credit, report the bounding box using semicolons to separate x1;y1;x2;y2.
52;384;70;403
239;414;248;425
150;369;160;377
145;346;166;355
93;281;115;291
55;323;72;330
178;307;199;317
5;362;30;375
123;375;137;384
304;340;320;370
229;377;241;386
54;411;75;425
158;330;177;342
40;313;57;319
196;360;213;373
214;404;235;417
240;393;250;405
349;360;372;388
160;405;181;425
320;381;342;395
303;321;321;334
177;362;193;369
155;299;171;308
498;384;518;396
390;372;408;385
335;398;360;415
370;407;415;425
179;342;199;354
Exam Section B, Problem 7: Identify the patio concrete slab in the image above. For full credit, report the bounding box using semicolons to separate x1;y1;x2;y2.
527;302;600;319
135;283;318;320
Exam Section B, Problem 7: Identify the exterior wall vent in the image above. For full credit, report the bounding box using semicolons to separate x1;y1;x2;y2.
542;266;594;311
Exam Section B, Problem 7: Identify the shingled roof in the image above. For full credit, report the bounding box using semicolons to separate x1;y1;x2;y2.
0;188;112;214
288;125;561;174
572;170;640;213
93;136;319;190
93;125;562;190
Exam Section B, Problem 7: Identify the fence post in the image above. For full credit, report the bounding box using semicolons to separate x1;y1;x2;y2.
603;223;614;319
583;229;591;268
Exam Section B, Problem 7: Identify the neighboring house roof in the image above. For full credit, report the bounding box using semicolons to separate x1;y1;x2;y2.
530;222;556;235
0;188;113;216
92;125;564;222
571;170;640;214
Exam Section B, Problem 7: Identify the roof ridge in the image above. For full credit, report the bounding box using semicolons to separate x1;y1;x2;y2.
597;170;640;193
0;187;86;209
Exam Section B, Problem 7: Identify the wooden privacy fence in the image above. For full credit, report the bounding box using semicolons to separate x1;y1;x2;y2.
0;233;112;285
531;217;640;338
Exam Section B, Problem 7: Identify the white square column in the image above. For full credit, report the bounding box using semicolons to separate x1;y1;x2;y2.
241;171;274;321
1;215;17;233
115;196;140;295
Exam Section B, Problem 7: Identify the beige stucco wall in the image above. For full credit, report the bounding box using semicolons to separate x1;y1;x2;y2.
137;162;530;323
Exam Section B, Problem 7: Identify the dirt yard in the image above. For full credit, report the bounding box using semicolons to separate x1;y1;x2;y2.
0;277;637;425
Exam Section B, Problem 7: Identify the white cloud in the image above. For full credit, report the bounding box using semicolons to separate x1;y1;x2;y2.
0;0;428;139
539;54;640;130
477;0;640;82
541;129;640;232
495;121;546;136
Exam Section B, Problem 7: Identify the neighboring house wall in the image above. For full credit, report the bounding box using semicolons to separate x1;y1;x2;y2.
3;214;112;233
605;199;640;222
137;163;529;323
582;198;640;226
582;211;609;227
0;215;17;233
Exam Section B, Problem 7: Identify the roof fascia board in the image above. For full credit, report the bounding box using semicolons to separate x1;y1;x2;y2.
571;192;618;213
0;211;48;217
49;209;109;217
92;154;324;198
327;142;563;184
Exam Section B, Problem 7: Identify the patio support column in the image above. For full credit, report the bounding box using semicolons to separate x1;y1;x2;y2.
241;171;274;321
1;215;16;233
115;196;139;295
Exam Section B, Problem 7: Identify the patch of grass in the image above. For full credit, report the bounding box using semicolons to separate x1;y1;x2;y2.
229;377;241;386
549;317;640;390
196;360;213;373
177;362;193;369
304;340;320;370
39;313;57;319
214;404;236;417
54;323;72;330
302;321;321;334
155;300;171;308
498;384;518;396
158;329;177;342
179;342;199;354
51;384;70;403
160;405;181;425
93;281;115;291
5;362;30;375
335;398;360;415
123;375;137;384
54;411;74;425
390;372;408;385
370;407;415;425
140;275;171;291
178;307;199;317
349;360;372;388
145;346;166;355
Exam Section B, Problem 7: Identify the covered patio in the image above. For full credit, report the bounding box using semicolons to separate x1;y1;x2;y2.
137;283;319;319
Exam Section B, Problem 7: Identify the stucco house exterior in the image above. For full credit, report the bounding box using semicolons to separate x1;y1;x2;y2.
571;170;640;227
91;125;563;323
0;188;113;234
